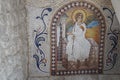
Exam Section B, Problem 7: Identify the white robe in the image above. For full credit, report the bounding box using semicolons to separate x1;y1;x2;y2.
72;23;91;61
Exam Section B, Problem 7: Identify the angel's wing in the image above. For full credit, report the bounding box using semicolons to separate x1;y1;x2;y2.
86;21;99;28
66;21;74;33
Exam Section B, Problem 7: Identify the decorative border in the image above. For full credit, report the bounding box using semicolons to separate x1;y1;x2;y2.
103;7;120;71
50;1;106;75
33;8;52;73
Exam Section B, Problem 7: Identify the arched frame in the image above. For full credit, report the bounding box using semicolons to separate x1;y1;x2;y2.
50;1;106;75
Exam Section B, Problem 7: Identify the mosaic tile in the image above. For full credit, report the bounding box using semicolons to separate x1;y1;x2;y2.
27;0;120;77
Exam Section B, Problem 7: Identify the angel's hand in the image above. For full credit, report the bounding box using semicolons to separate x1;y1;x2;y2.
72;35;75;40
67;32;73;35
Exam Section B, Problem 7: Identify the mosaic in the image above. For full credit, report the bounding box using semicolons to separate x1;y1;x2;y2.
50;1;106;75
27;0;120;77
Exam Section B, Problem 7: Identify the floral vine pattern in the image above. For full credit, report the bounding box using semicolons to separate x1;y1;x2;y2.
33;8;52;73
103;7;120;71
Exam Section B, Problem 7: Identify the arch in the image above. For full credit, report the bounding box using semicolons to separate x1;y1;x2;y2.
50;1;106;75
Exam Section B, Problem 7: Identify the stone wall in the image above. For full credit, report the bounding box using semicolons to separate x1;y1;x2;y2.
111;0;120;23
0;0;28;80
0;0;120;80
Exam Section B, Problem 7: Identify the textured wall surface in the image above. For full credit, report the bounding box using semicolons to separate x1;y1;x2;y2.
0;0;120;80
111;0;120;23
0;0;28;80
26;0;120;80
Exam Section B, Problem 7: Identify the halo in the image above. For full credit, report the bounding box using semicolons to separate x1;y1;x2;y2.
72;9;87;22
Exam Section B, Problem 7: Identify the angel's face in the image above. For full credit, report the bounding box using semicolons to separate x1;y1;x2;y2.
76;13;83;23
